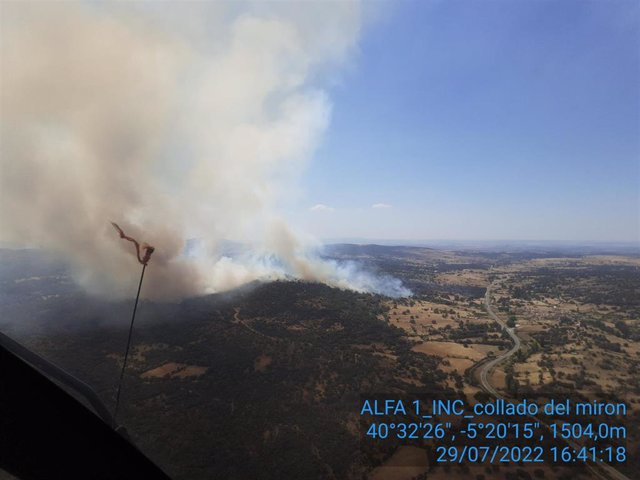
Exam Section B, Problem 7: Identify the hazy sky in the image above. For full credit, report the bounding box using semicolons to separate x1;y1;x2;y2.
290;0;639;242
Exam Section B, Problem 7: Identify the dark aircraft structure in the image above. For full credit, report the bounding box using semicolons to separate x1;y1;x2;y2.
0;331;170;479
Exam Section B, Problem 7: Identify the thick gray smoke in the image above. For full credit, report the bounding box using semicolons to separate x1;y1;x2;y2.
0;2;410;299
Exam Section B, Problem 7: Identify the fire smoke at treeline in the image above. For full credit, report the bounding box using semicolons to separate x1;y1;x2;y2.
0;2;411;300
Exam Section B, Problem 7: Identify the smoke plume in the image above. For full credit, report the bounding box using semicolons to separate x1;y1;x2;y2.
0;1;410;299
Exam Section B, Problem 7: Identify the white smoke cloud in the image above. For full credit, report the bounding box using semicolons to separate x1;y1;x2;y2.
0;1;410;299
372;203;392;209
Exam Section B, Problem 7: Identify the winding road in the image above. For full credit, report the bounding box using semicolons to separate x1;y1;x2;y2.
479;283;521;396
232;308;277;341
479;282;631;480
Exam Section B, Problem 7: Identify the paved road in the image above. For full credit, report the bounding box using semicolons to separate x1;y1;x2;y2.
479;283;630;480
479;283;521;396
